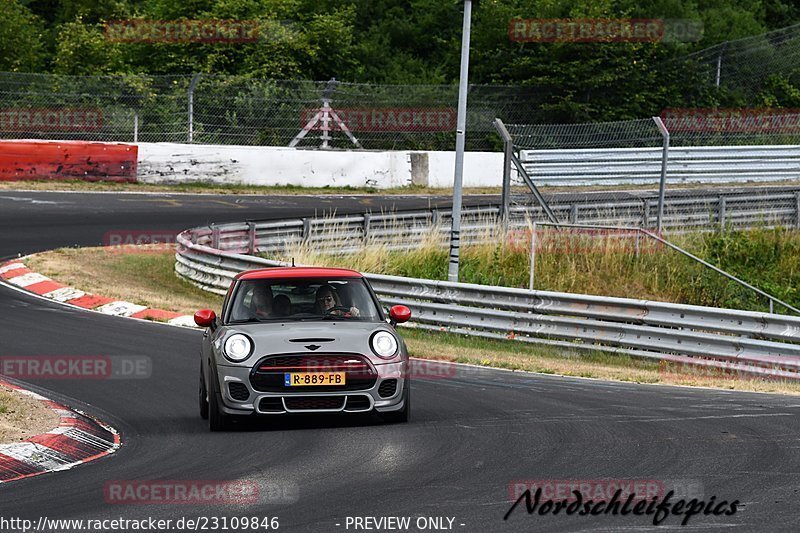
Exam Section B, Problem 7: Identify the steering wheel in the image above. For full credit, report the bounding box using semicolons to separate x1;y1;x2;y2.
324;306;353;317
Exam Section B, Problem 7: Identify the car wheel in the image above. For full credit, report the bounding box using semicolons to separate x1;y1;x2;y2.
381;380;410;424
199;365;209;420
207;371;230;431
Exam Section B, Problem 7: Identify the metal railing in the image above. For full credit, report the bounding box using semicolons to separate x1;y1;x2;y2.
174;211;800;379
519;145;800;186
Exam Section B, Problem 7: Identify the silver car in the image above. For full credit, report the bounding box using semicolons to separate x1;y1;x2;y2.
194;267;412;431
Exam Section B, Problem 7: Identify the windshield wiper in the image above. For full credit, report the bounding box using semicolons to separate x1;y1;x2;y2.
228;317;282;324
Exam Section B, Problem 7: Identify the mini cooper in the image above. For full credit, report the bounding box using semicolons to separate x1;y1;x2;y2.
194;267;412;431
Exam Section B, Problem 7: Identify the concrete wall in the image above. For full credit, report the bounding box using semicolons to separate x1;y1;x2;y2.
137;143;504;188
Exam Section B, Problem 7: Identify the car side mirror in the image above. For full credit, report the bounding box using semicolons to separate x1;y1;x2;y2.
389;305;411;326
194;309;217;329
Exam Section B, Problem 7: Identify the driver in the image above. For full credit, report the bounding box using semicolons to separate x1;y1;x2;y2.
251;286;274;319
314;284;359;317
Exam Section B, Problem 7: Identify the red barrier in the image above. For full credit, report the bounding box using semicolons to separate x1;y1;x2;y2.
0;140;137;182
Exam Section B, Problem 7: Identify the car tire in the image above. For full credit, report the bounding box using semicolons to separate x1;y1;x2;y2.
381;380;410;424
207;371;231;431
199;365;209;420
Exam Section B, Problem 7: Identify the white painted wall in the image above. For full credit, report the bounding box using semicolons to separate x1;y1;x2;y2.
426;151;505;188
136;143;504;188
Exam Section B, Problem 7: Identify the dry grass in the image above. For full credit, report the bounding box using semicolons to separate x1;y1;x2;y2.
277;215;799;314
26;246;222;313
0;385;60;443
402;328;800;395
4;177;799;197
0;180;506;196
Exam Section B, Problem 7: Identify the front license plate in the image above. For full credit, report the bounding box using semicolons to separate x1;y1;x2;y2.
284;372;346;387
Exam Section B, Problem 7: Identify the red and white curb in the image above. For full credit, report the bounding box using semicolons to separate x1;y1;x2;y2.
0;379;120;483
0;260;196;327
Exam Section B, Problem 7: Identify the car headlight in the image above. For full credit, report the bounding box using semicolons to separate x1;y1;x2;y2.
370;331;398;359
223;334;253;362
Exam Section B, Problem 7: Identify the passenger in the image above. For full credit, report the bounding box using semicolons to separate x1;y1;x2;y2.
273;294;292;317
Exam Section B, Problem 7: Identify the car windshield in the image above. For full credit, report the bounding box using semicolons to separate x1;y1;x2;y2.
226;277;382;323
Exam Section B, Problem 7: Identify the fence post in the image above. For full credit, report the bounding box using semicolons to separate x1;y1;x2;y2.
188;73;201;143
652;116;670;234
133;111;139;143
529;222;537;290
492;118;513;228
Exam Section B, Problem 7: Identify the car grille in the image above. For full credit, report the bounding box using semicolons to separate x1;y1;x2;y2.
228;382;250;401
250;354;377;392
378;379;398;398
284;396;346;411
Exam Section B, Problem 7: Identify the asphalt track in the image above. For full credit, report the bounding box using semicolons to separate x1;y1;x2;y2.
1;190;800;532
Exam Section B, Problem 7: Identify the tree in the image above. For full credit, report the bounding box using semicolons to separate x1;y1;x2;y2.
0;1;46;72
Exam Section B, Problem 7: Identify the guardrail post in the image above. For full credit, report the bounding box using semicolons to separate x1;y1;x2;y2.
363;213;371;243
642;200;650;228
529;222;537;290
570;204;578;223
719;196;727;229
211;224;220;249
302;218;311;243
247;222;256;254
795;192;800;229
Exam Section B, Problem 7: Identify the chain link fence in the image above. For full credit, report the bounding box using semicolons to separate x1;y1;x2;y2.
660;22;800;98
0;72;551;151
502;115;800;231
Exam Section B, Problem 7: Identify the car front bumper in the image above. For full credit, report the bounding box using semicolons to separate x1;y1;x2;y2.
214;360;408;415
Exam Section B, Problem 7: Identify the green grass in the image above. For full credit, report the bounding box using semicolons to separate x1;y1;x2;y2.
281;225;800;313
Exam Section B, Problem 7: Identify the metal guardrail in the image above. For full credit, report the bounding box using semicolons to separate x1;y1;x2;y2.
520;145;800;186
194;188;800;257
175;213;800;380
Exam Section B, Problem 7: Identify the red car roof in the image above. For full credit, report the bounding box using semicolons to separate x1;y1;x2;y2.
235;267;364;280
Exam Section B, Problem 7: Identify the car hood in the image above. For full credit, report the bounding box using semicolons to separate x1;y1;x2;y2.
222;320;400;363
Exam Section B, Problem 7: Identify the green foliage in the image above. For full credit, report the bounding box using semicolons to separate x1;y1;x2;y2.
0;2;46;72
9;1;800;122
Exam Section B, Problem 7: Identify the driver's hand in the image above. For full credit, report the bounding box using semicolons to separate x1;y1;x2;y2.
349;306;360;317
